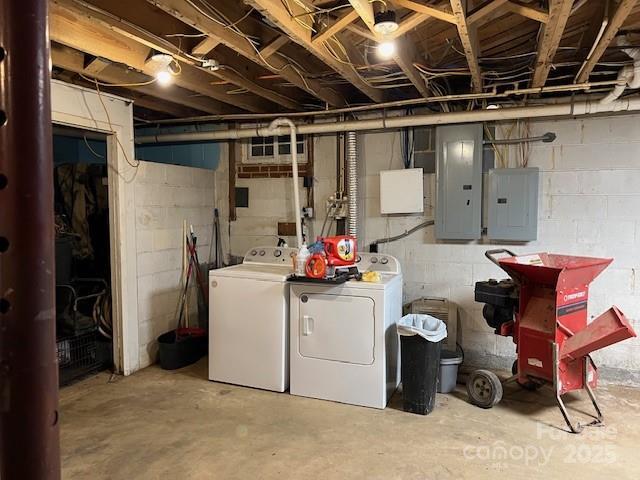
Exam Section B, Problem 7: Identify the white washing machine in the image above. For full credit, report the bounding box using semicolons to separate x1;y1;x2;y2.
289;253;402;409
209;246;296;392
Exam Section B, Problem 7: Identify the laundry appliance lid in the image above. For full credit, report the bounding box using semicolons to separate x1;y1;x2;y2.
209;263;293;282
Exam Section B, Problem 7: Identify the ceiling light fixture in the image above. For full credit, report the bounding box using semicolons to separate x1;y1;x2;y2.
149;52;178;87
373;10;398;35
377;41;396;60
155;69;173;87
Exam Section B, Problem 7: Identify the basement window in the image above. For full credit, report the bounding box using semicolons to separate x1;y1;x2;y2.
245;134;306;164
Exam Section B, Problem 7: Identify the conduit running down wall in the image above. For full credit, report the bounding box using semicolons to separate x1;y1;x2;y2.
346;131;358;239
136;98;640;144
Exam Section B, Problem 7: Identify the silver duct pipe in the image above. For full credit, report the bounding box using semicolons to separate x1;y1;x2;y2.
345;131;358;239
135;97;640;144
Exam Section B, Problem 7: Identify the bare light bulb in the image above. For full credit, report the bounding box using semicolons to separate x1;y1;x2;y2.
155;69;172;87
377;41;396;60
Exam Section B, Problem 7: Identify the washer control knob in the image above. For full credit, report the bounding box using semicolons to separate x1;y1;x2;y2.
250;250;257;256
274;249;282;257
259;250;266;256
371;257;378;263
380;257;388;265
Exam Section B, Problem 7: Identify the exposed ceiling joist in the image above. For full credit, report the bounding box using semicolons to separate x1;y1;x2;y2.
347;0;375;27
506;1;550;23
246;0;384;102
345;23;378;41
532;0;574;87
345;1;431;98
450;0;483;93
147;0;344;107
52;0;300;111
392;37;431;98
468;0;510;26
83;57;111;75
51;43;233;115
391;0;457;24
259;35;290;59
389;12;430;39
575;0;639;83
191;37;221;56
312;9;360;45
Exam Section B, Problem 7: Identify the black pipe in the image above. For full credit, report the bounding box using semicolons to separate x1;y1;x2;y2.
0;0;61;477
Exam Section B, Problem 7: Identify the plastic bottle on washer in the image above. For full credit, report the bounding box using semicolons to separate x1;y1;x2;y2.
296;243;310;276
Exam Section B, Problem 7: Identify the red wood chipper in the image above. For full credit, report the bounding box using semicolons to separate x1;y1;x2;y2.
469;249;636;433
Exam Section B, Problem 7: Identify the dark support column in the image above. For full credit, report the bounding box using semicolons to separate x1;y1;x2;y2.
0;0;61;478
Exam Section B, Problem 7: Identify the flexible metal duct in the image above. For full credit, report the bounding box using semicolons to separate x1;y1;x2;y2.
345;131;358;239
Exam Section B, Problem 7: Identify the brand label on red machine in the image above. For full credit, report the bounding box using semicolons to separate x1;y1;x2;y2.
557;301;588;317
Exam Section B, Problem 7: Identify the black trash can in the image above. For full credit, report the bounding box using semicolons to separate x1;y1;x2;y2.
398;314;446;415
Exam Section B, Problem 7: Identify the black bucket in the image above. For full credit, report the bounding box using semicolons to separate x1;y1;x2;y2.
157;328;207;370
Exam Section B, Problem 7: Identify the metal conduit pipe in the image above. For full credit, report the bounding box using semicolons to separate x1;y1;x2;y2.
136;97;640;144
345;131;358;239
137;81;622;126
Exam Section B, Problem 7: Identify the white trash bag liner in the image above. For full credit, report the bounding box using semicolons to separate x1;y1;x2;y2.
397;314;447;342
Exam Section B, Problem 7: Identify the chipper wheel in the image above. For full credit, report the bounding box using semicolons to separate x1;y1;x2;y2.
467;369;503;409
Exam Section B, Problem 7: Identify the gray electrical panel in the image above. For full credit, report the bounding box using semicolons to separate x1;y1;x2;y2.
435;124;483;240
488;168;539;241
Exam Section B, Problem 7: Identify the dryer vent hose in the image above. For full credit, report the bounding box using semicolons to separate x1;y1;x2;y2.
346;131;358;239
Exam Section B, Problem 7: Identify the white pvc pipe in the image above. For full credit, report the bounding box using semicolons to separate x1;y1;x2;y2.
265;118;303;249
136;97;640;144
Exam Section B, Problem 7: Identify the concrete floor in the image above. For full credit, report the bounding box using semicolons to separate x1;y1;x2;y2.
61;359;640;479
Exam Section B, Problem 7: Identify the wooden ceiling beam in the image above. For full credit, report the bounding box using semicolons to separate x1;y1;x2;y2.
246;0;384;102
259;35;290;59
53;0;301;111
83;57;111;75
345;2;431;98
389;12;431;39
575;0;639;83
147;0;344;106
50;0;279;113
531;0;574;87
468;0;510;26
191;37;221;57
51;43;235;115
312;9;360;45
450;0;483;92
345;23;378;41
393;37;431;98
506;1;550;23
391;0;457;24
347;0;375;27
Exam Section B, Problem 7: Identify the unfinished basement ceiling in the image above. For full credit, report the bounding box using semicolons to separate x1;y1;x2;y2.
49;0;640;121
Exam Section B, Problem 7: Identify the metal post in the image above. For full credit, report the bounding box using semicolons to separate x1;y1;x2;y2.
0;0;61;478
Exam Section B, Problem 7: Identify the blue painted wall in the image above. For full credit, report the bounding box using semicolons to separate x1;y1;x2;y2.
53;135;107;165
135;123;222;170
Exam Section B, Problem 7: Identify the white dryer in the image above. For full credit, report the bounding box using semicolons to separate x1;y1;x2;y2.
289;254;402;409
209;246;296;392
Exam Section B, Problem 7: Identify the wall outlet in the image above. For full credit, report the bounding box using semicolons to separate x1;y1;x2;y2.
302;207;313;218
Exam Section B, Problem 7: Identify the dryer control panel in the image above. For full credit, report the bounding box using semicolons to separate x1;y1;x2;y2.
355;253;401;274
243;246;298;265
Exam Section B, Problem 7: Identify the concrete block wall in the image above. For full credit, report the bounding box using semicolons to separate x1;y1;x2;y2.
217;113;640;384
353;115;640;383
134;161;215;368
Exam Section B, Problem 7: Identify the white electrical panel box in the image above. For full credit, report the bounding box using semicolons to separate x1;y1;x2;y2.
380;168;424;214
488;167;539;241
